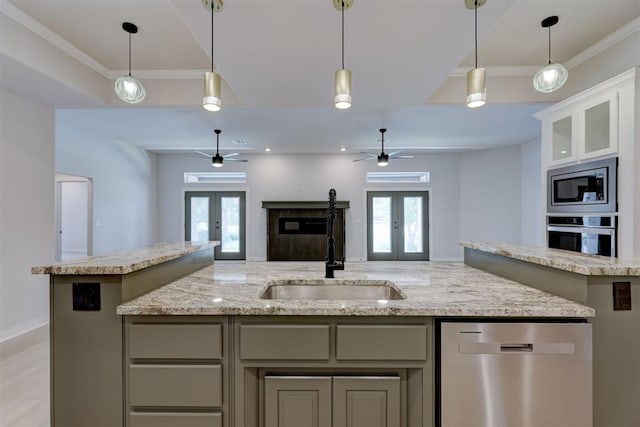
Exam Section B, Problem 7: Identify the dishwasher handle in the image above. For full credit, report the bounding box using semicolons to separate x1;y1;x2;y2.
458;342;575;355
500;343;533;353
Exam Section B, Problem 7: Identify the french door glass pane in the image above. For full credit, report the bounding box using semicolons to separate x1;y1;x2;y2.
372;197;392;253
403;196;423;253
220;197;240;253
190;197;209;242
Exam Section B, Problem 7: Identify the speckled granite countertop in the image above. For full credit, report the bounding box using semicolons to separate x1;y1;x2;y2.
461;241;640;276
116;261;594;318
31;241;218;275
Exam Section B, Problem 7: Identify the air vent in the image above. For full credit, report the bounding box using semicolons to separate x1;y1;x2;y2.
366;172;430;184
184;172;247;184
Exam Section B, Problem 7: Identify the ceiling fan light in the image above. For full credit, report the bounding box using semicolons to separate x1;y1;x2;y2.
377;153;389;167
467;67;486;108
203;71;222;112
212;153;224;167
115;75;146;104
335;69;352;109
533;62;568;93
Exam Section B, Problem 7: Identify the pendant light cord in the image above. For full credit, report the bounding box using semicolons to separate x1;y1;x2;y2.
211;0;215;73
128;32;132;76
381;131;385;153
474;0;478;69
547;25;552;64
341;1;345;70
215;131;220;155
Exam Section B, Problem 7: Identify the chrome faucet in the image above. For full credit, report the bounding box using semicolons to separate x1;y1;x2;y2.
325;188;345;278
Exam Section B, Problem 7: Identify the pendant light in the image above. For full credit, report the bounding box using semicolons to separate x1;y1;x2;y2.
377;128;389;167
203;0;223;112
114;22;146;104
212;129;224;167
533;16;568;93
334;0;353;109
465;0;486;108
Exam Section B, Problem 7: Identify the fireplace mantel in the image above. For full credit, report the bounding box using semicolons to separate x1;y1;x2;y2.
262;201;350;209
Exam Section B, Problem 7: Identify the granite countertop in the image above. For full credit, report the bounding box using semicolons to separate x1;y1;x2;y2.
116;261;594;318
460;241;640;276
31;241;219;275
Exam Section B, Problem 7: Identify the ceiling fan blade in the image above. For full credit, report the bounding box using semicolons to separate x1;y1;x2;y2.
387;150;404;156
353;157;376;162
224;153;240;158
389;155;414;159
226;158;248;162
194;150;213;157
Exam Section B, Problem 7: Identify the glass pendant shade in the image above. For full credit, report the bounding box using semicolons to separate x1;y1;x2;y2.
115;75;146;104
335;69;352;109
533;62;568;93
203;71;222;112
467;67;486;108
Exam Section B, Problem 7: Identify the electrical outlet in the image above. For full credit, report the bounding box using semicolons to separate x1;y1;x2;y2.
613;282;632;311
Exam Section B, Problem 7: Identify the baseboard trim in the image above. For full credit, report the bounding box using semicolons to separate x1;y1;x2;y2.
0;316;49;343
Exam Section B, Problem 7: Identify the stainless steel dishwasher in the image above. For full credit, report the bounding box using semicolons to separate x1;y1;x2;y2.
439;321;592;427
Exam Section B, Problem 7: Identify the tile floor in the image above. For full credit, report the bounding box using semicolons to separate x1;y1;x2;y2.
0;326;49;427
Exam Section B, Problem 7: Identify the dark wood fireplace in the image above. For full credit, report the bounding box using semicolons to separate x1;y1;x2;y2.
263;201;349;261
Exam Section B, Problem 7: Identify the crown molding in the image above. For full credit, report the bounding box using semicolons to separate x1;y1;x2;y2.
564;16;640;69
0;0;111;78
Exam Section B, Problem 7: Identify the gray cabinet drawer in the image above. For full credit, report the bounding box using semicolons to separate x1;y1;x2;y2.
129;324;222;359
240;324;330;360
129;364;222;407
130;411;222;427
336;325;427;360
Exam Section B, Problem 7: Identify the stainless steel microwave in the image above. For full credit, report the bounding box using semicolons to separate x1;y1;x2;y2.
547;157;617;213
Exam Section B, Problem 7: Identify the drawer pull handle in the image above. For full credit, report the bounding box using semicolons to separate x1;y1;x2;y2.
500;343;533;353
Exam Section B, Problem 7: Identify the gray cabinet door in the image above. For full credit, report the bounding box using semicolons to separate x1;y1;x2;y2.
265;376;332;427
332;377;401;427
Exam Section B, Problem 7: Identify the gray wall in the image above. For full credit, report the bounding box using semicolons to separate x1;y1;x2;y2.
157;145;539;261
55;119;159;255
0;88;55;341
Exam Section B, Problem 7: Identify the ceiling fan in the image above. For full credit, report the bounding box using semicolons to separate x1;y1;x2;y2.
193;129;248;167
353;128;414;166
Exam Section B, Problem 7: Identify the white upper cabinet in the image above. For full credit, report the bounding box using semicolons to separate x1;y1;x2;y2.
579;92;618;160
548;109;578;165
540;89;619;168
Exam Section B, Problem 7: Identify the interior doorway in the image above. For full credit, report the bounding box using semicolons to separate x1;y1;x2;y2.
55;174;93;262
366;191;429;261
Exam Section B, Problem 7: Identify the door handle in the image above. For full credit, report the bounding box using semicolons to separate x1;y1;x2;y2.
500;343;533;353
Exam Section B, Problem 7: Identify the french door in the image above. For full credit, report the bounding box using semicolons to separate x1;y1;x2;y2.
367;191;429;261
185;191;246;260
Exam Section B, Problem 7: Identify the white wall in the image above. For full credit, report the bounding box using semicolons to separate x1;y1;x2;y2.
0;88;55;341
158;152;463;261
459;145;523;245
55;119;159;254
520;139;543;246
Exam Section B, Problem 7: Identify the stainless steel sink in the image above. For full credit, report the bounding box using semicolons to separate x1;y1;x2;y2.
258;280;406;301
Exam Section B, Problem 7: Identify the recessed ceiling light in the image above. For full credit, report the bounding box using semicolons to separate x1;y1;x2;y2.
560;150;568;154
264;148;271;152
340;147;347;152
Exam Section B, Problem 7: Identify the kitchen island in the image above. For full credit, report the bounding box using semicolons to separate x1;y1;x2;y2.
115;260;591;427
32;241;218;427
35;249;594;427
461;241;640;427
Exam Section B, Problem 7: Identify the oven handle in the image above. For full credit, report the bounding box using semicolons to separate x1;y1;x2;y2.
547;225;615;235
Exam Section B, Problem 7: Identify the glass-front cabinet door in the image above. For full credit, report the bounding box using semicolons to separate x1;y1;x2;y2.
367;191;429;261
579;92;618;160
185;191;246;260
549;110;577;165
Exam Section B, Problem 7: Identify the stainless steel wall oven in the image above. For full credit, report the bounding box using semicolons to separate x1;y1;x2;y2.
547;157;617;214
547;215;616;257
